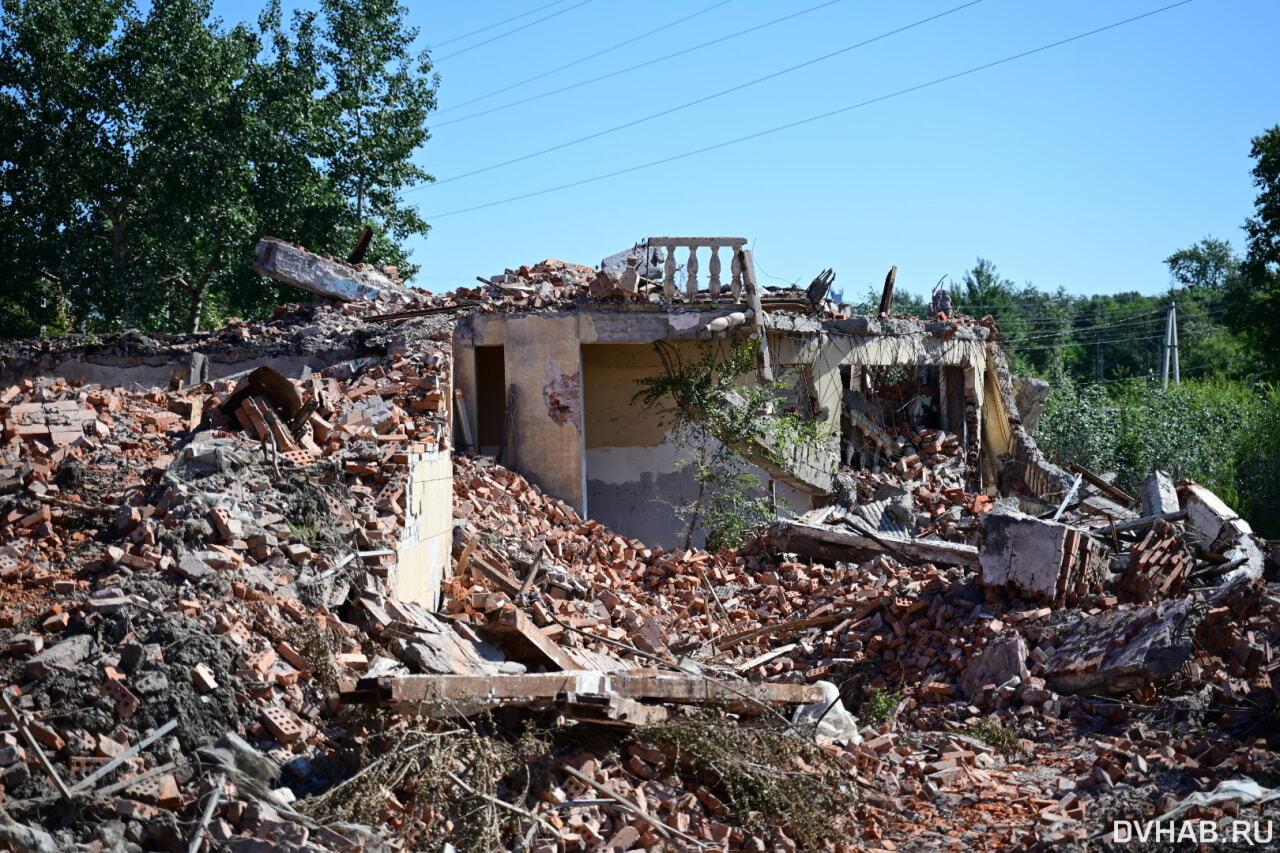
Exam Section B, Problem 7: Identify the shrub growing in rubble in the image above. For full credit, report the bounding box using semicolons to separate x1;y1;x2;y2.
632;338;824;550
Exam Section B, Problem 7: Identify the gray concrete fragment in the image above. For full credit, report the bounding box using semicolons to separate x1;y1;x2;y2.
25;634;94;679
1043;597;1205;694
960;634;1030;699
0;823;61;853
1012;376;1051;431
254;239;402;303
1140;471;1179;518
979;510;1107;603
175;553;215;581
1181;482;1264;583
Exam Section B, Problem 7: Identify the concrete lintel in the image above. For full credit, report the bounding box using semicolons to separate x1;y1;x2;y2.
253;239;399;302
826;334;984;368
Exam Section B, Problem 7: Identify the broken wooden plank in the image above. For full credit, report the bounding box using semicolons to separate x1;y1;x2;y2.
877;265;897;316
342;669;825;717
1066;461;1137;507
1089;509;1187;535
741;249;774;384
366;301;480;322
477;607;581;672
467;551;522;597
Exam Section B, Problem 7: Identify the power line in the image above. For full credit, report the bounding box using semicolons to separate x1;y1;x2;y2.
420;0;984;190
1078;359;1243;386
432;0;844;128
435;0;739;116
1011;305;1228;339
424;1;1196;220
1008;324;1220;352
1007;332;1166;352
434;0;593;63
430;0;575;50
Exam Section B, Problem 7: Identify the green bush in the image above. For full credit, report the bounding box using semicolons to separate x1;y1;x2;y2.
1036;377;1280;537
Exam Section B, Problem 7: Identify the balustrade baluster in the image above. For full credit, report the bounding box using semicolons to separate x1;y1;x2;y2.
730;251;743;301
686;246;698;300
663;244;677;299
708;244;722;298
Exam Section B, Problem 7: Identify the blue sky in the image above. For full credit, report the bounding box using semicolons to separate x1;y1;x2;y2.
217;0;1280;300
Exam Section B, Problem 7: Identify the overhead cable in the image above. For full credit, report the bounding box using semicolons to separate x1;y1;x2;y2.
434;0;740;115
421;0;984;188
432;0;844;127
424;1;1196;219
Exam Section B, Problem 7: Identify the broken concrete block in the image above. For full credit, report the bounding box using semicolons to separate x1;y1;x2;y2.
1181;483;1248;545
175;553;215;581
25;634;94;679
1042;597;1205;694
1140;471;1179;518
960;634;1030;699
979;511;1107;605
1012;376;1051;432
254;238;401;302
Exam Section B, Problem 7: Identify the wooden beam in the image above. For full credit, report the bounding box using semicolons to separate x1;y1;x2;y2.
878;265;898;316
342;669;825;717
1066;462;1137;507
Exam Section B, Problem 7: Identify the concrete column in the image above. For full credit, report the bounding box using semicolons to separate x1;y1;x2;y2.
452;332;477;450
503;314;586;513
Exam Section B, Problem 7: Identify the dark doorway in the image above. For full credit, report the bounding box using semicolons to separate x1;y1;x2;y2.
475;346;506;454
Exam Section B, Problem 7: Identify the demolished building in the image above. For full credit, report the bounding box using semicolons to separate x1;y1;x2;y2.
0;236;1274;852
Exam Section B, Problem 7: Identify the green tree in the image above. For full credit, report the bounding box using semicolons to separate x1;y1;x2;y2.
1235;125;1280;379
0;0;435;336
1165;236;1242;292
320;0;436;260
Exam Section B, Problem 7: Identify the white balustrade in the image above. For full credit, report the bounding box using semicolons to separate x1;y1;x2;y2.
648;237;749;302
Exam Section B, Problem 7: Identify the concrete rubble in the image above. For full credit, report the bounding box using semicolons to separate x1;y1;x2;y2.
0;238;1273;851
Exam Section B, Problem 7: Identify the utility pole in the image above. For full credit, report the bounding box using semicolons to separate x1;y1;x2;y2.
1161;301;1180;389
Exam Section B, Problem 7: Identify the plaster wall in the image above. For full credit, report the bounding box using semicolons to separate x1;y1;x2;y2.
581;342;806;549
452;337;478;450
392;447;454;608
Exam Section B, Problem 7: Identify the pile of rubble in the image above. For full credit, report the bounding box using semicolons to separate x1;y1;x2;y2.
0;240;1276;852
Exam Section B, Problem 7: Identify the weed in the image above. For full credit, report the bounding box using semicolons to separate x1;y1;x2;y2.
288;521;319;549
968;717;1026;757
862;688;902;722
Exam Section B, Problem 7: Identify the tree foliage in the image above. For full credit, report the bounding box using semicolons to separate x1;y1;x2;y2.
1233;125;1280;380
0;0;436;336
1037;377;1280;537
